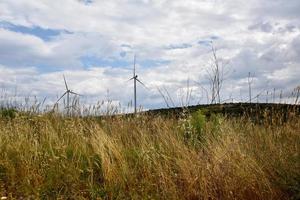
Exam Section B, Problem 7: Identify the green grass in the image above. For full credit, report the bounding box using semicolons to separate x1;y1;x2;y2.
0;110;299;199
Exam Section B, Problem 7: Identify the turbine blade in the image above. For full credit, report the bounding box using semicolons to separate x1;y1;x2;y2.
63;75;69;91
55;91;67;104
133;54;136;76
70;91;82;96
136;78;148;89
127;77;134;82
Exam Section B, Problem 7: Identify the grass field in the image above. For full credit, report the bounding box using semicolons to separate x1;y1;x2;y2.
0;106;299;199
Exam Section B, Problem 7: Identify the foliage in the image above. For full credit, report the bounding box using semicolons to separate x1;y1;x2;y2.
0;108;17;119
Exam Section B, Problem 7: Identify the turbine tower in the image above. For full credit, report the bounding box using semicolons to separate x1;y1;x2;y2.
128;55;147;114
55;75;81;115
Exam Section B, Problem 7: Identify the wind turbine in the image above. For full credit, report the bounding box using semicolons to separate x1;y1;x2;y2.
128;55;147;114
55;75;81;115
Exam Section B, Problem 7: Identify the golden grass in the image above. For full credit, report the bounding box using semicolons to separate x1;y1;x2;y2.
0;111;299;199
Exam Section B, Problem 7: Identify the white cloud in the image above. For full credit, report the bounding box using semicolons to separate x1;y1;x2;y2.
0;0;299;110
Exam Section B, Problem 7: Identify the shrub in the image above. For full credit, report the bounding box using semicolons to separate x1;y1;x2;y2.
190;109;207;144
0;108;17;119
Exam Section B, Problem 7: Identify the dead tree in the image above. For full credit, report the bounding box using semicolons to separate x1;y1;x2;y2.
207;42;224;104
247;72;253;103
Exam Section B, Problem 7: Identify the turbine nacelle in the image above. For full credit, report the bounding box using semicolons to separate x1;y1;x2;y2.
128;55;148;114
54;75;82;115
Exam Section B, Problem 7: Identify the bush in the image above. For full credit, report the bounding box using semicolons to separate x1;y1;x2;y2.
184;110;224;147
209;113;223;137
190;110;207;143
191;110;206;134
0;108;17;119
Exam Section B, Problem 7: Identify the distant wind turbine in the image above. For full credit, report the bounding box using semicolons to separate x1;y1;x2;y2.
128;55;147;114
54;75;81;115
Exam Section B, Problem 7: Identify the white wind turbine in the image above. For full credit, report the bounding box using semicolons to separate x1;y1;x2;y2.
55;75;81;115
128;55;148;114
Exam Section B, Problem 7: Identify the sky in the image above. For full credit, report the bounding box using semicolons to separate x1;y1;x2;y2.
0;0;300;111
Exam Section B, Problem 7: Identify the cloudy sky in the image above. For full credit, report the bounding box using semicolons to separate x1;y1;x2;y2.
0;0;299;111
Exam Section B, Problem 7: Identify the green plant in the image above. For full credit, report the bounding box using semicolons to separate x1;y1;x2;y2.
0;108;17;119
190;109;207;144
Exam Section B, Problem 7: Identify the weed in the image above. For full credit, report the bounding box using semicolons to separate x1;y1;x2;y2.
0;109;298;199
0;109;17;119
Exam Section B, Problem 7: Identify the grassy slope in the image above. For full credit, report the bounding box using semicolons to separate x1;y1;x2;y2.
0;108;299;199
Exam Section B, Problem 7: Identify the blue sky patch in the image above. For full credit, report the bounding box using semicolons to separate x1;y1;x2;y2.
80;55;170;69
139;59;170;68
166;43;192;50
121;44;132;48
0;21;71;41
79;0;93;5
198;40;211;46
80;56;130;68
210;36;219;40
120;51;127;57
198;35;219;46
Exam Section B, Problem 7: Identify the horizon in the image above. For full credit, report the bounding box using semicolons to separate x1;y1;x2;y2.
0;0;300;111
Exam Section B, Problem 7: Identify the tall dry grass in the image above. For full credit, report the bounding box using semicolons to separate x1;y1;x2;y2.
0;110;299;199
